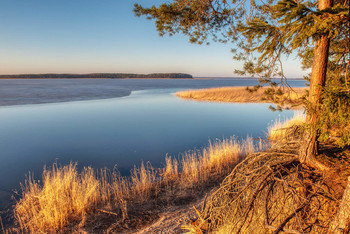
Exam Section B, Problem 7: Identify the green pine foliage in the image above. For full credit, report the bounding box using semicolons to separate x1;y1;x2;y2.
134;0;350;147
319;82;350;147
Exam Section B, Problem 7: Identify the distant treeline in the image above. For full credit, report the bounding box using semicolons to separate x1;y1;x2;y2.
0;73;193;79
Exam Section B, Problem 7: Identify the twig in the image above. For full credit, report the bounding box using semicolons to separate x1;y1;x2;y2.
97;209;119;217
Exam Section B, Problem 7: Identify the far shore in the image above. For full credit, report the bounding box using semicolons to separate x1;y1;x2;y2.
0;73;193;79
0;77;304;80
176;86;308;108
0;77;193;80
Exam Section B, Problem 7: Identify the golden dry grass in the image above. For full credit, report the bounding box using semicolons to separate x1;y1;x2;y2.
268;111;306;142
14;137;260;232
130;162;158;202
177;137;255;185
15;163;100;232
176;86;307;108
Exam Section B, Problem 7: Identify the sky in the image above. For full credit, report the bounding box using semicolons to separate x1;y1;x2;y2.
0;0;307;78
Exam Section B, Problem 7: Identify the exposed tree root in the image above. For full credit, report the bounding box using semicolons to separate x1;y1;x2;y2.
189;141;347;233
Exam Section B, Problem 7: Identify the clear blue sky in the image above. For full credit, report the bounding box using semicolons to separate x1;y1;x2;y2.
0;0;307;77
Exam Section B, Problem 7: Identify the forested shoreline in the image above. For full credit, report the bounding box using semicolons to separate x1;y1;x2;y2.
0;73;193;79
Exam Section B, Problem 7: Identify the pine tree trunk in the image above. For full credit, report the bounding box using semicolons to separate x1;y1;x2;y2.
299;0;333;168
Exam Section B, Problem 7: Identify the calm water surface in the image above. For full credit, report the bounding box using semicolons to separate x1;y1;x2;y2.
0;78;306;106
0;79;305;211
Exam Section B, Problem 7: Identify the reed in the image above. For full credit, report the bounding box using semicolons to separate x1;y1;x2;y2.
15;163;100;232
130;162;158;202
162;154;179;181
176;86;307;108
174;137;256;186
14;137;262;232
268;112;306;142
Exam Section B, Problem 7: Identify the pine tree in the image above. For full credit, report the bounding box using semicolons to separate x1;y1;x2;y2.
134;0;350;168
299;0;334;169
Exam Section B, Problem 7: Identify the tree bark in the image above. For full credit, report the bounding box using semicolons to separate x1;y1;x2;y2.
299;0;333;168
328;177;350;233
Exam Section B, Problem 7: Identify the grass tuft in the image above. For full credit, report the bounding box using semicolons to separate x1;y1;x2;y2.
130;162;158;202
268;112;306;142
165;137;257;186
15;163;100;232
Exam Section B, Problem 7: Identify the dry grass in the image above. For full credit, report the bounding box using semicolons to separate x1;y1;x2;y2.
176;86;307;108
130;162;158;202
13;136;260;233
268;111;306;142
161;137;257;188
15;163;100;232
183;137;255;184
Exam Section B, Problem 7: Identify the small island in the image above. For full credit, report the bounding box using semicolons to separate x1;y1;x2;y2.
0;73;193;79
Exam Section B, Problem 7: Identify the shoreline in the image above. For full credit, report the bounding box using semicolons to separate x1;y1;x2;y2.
8;137;259;232
4;113;348;233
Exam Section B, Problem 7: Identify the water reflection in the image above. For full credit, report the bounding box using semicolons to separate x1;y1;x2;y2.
0;88;296;211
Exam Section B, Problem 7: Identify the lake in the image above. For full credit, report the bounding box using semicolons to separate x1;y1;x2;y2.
0;78;306;212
